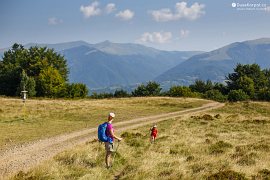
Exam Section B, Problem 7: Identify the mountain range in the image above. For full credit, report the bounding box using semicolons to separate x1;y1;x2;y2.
1;38;269;92
155;38;270;87
0;41;201;91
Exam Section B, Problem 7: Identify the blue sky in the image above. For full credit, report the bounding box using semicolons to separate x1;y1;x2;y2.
1;0;270;51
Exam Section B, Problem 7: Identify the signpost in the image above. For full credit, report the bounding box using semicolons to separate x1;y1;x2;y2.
21;89;28;121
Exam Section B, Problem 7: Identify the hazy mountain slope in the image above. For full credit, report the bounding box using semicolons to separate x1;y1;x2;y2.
155;38;270;86
62;45;199;89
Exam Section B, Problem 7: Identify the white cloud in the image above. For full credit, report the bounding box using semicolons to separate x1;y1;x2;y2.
80;1;101;18
139;31;172;44
266;6;270;12
150;1;205;22
48;17;63;25
150;9;174;22
106;3;116;14
180;29;190;38
116;9;134;20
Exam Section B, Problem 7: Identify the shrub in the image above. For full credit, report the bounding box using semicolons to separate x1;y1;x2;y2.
90;92;114;99
204;89;227;102
228;89;249;102
257;88;270;101
114;89;130;98
168;86;199;97
121;132;145;147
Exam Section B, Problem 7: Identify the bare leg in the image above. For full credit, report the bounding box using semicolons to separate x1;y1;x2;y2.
151;136;154;143
106;151;112;168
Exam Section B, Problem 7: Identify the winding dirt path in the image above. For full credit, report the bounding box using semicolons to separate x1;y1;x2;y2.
0;102;224;179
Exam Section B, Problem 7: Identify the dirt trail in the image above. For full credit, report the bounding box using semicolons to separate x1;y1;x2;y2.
0;102;224;179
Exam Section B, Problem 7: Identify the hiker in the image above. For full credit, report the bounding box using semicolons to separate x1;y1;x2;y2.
103;112;122;168
150;124;158;143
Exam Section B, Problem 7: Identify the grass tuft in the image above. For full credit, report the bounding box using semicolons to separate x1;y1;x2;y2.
254;169;270;179
206;170;247;180
190;163;205;173
209;141;233;155
114;164;137;179
191;114;214;121
121;132;144;138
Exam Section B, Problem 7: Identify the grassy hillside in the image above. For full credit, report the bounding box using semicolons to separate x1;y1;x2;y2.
0;97;208;149
13;101;270;179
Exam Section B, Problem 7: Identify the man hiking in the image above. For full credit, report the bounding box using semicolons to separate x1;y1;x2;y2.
104;112;122;168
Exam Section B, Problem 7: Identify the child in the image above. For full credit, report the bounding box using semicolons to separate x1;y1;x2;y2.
150;124;158;143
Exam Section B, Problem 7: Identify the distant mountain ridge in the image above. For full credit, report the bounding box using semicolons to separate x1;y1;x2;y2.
156;38;270;87
2;38;269;92
60;42;201;89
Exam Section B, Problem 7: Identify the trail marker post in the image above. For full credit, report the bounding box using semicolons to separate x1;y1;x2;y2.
21;89;28;121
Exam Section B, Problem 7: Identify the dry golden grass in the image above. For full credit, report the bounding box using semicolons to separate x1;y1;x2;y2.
13;101;270;179
0;97;208;149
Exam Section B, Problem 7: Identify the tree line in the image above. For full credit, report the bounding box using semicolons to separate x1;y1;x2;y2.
91;64;270;102
1;44;269;101
0;44;88;98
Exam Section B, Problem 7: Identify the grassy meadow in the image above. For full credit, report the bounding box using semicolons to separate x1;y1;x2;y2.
13;101;270;179
0;97;208;149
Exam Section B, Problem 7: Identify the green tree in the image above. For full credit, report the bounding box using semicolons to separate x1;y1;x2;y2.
226;64;267;99
0;43;72;97
236;76;255;98
66;83;89;98
263;69;270;88
145;81;161;96
189;80;213;93
132;81;161;97
132;84;147;97
37;67;66;97
0;44;27;96
16;70;36;97
257;88;270;101
27;46;68;80
213;83;228;95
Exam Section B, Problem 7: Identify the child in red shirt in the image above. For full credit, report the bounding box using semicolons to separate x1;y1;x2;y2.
150;124;158;143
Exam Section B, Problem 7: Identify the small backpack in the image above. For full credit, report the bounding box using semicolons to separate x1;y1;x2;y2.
98;122;109;142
